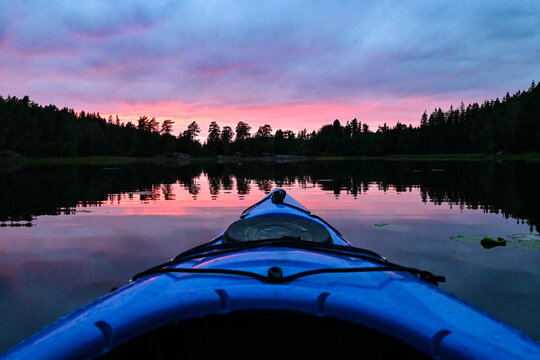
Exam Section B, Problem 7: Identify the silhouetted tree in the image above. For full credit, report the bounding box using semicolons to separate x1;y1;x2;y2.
283;130;295;139
182;121;200;141
207;121;221;142
235;121;251;141
255;124;272;139
161;119;174;135
148;117;159;133
420;111;428;128
351;118;360;137
138;116;149;131
221;126;233;143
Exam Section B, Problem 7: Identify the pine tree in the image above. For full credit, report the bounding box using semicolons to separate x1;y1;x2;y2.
161;119;174;135
420;111;428;127
235;121;251;141
207;121;221;142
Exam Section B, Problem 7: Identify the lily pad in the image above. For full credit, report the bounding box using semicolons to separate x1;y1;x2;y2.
451;234;540;250
508;234;540;250
374;223;389;228
508;234;540;241
451;235;506;249
509;241;540;250
450;235;485;244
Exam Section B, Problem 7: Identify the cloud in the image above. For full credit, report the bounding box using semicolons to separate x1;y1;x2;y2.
1;0;539;132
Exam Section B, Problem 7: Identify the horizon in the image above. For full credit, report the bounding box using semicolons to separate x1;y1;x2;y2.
1;1;539;138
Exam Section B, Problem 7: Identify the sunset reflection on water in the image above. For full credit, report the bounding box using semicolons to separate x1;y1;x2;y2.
0;161;539;352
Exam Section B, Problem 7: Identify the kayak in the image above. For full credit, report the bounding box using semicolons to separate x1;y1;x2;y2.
2;189;540;359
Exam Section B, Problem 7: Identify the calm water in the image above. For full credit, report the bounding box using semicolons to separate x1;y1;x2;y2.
1;159;539;351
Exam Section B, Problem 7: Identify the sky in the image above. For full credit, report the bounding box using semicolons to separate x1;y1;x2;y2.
1;0;539;138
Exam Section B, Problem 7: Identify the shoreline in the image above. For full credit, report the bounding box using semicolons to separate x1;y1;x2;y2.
2;152;540;165
0;156;155;165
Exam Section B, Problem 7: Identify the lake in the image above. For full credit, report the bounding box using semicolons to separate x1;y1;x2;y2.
0;159;539;352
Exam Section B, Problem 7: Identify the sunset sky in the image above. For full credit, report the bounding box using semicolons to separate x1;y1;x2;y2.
1;1;539;137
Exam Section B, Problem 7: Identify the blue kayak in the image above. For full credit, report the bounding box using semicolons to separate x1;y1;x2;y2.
2;189;540;359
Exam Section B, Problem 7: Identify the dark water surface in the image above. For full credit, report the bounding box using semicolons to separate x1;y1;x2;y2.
1;159;539;351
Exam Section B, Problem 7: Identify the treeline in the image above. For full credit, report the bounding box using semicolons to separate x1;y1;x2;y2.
0;81;538;157
0;96;197;157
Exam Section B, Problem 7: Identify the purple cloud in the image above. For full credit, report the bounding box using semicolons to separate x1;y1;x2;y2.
1;0;539;129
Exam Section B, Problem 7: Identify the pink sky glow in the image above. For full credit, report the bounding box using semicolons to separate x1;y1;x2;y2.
96;95;466;138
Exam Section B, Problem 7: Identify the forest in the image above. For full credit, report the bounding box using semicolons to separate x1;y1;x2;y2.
0;81;538;157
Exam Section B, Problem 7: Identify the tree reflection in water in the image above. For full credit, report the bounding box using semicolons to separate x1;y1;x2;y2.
0;160;538;232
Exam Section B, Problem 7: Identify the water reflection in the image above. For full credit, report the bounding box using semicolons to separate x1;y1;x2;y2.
0;160;538;232
0;159;539;352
